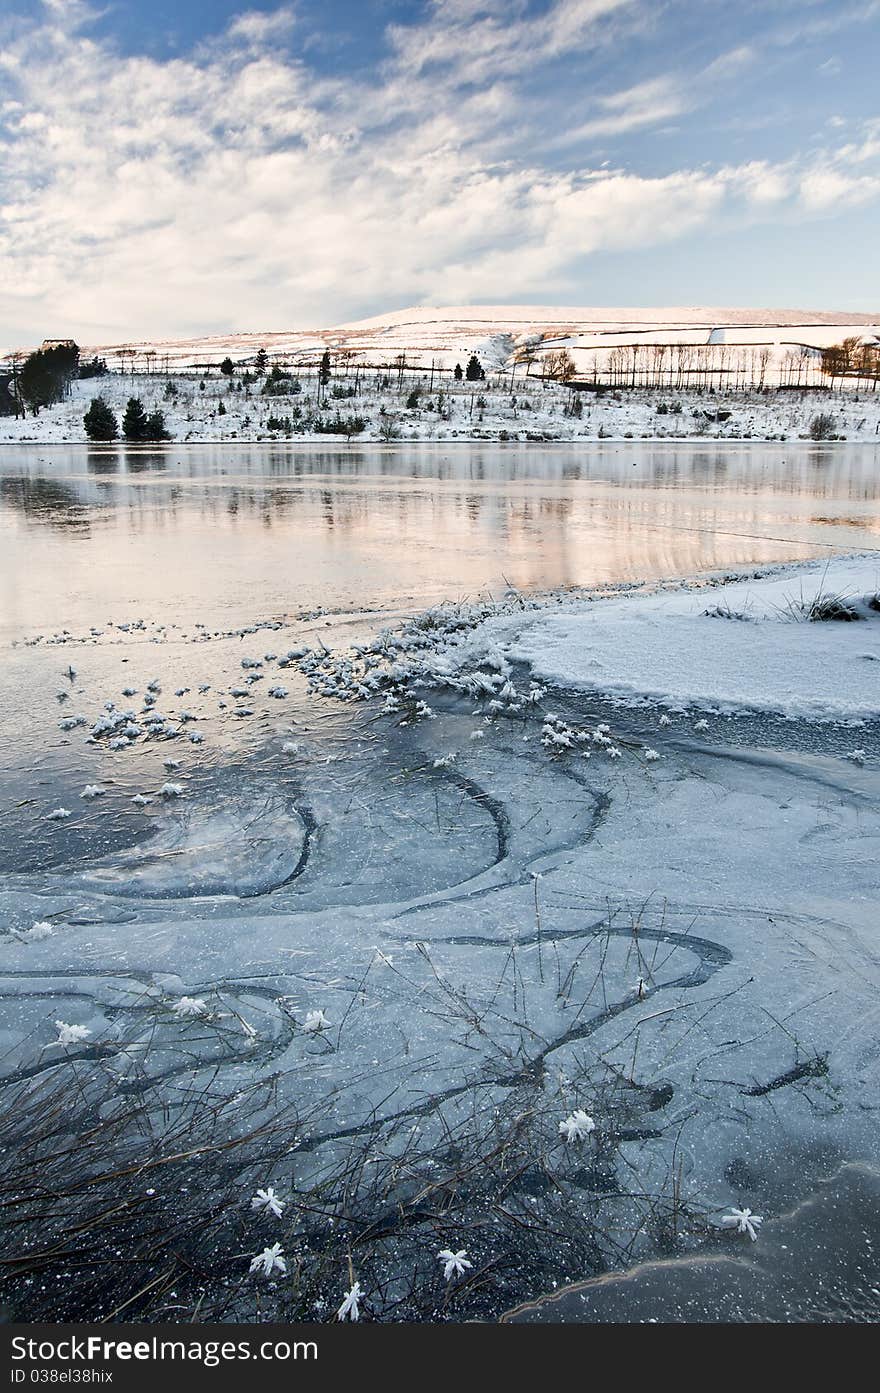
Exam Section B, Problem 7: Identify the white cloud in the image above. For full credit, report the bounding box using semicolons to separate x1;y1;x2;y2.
799;168;880;209
0;2;878;345
386;0;638;83
565;76;689;139
226;6;298;45
557;44;764;147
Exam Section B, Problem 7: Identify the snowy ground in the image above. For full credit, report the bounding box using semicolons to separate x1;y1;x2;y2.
1;551;878;1320
3;369;880;445
482;555;880;722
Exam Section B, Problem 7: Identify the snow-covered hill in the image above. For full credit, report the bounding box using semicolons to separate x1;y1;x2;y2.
4;304;879;444
5;305;878;384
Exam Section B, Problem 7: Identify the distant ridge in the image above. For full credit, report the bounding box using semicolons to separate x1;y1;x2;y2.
339;304;879;330
5;305;878;377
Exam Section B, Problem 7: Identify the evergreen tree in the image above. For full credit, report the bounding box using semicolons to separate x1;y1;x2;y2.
122;397;149;441
465;354;484;381
319;350;332;386
254;348;269;377
83;396;118;441
19;343;80;413
220;357;235;376
78;356;108;379
145;409;172;441
453;362;463;381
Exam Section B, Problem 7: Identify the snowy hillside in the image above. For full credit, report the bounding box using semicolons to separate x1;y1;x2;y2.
3;371;880;446
5;303;879;444
5;305;878;386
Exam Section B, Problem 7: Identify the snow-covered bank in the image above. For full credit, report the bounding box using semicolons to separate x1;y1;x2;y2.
273;554;880;726
500;556;880;722
3;370;880;444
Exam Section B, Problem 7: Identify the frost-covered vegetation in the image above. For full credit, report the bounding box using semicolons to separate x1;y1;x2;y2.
3;361;880;445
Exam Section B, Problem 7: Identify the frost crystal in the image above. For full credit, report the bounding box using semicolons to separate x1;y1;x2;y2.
722;1207;763;1241
337;1282;362;1321
438;1248;472;1282
559;1109;596;1143
303;1009;330;1033
251;1186;286;1219
172;996;207;1018
249;1243;287;1278
54;1021;91;1047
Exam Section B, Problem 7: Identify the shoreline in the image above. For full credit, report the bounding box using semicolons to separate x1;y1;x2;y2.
3;433;879;448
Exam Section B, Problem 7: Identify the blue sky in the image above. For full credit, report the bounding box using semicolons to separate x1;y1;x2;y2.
1;0;878;346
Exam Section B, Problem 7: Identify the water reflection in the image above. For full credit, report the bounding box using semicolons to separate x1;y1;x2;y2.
0;474;91;534
124;450;168;474
1;441;878;638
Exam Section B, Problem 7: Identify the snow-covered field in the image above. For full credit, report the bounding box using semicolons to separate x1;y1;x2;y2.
1;544;878;1321
3;368;880;445
6;304;878;382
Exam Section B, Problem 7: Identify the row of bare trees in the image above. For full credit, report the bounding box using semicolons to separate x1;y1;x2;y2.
515;334;879;391
543;342;805;390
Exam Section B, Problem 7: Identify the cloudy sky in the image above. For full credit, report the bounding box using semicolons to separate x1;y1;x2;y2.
1;0;878;347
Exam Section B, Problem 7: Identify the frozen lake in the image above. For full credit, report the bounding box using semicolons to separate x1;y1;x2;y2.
2;439;880;638
1;440;878;1323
